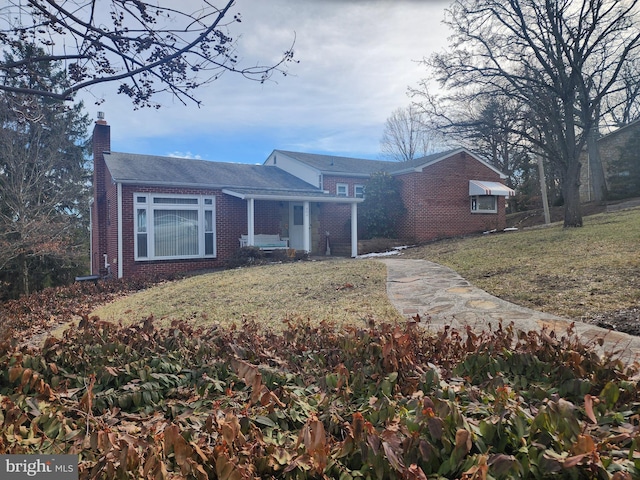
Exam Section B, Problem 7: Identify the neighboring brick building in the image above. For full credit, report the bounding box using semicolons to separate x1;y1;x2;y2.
91;120;513;279
579;119;640;202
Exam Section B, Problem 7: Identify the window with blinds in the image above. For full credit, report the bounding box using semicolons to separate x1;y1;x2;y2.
134;194;216;260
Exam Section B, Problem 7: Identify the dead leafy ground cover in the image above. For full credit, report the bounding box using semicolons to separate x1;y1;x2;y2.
3;300;640;478
402;207;640;335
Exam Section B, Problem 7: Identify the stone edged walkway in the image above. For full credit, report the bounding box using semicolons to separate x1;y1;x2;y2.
379;258;640;365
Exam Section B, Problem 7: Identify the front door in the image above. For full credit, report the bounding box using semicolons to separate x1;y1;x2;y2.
289;203;305;250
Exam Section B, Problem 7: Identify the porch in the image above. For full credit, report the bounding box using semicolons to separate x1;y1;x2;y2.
222;189;362;257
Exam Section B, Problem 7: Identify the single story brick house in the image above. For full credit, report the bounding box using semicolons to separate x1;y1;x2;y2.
91;119;514;279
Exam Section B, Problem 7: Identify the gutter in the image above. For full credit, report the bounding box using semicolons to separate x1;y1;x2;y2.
222;189;364;203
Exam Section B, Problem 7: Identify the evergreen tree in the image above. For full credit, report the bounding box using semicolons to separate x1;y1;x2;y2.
0;44;91;299
358;172;406;239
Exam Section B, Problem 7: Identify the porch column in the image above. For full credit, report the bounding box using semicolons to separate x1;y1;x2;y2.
303;201;310;253
247;198;255;246
351;202;358;257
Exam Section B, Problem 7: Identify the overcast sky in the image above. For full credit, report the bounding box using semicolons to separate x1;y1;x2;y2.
79;0;451;164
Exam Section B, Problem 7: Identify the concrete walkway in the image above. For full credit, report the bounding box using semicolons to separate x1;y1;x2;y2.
379;258;640;365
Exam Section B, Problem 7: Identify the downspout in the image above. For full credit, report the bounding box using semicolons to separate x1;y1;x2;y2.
117;182;123;278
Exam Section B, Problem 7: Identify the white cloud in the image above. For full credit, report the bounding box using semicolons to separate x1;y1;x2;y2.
167;151;203;160
80;0;451;161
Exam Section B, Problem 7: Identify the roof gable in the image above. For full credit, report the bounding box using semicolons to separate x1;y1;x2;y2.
273;147;507;178
391;148;507;178
597;118;640;142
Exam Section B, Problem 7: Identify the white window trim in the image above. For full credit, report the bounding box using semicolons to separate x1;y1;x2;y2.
336;183;349;197
134;193;216;261
354;184;365;198
470;195;497;214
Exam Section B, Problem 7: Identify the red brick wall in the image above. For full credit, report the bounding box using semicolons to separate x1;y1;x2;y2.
94;168;286;280
322;175;367;198
396;152;506;242
91;121;110;275
318;175;366;248
319;156;507;246
116;187;286;279
120;186;243;278
254;200;285;234
318;203;352;248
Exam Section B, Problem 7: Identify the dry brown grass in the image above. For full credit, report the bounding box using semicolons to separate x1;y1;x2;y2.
90;259;402;332
401;208;640;319
84;208;640;334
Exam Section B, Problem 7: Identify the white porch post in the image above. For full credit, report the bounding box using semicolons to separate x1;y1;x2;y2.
351;202;358;257
303;201;310;253
247;198;255;246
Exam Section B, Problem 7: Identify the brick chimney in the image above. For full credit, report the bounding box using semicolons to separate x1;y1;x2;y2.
92;112;111;276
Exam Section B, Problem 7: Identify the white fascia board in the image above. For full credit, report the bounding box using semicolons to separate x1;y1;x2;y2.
222;189;364;203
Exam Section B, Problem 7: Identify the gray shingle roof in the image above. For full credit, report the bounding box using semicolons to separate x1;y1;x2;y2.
273;150;398;175
104;152;321;192
273;148;466;175
398;149;466;171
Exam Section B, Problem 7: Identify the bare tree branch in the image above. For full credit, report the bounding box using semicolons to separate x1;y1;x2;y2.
380;105;443;162
414;0;640;227
0;1;297;107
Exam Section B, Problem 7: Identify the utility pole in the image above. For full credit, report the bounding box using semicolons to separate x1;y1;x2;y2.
537;155;551;225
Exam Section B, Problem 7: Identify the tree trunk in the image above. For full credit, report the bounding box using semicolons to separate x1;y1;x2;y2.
563;160;583;227
20;254;30;296
587;126;607;202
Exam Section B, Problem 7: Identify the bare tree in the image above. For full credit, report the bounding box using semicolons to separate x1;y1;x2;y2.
380;105;442;161
416;0;640;227
0;1;296;108
415;92;530;190
603;57;640;128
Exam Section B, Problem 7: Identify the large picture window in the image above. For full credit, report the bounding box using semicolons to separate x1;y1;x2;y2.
135;194;216;260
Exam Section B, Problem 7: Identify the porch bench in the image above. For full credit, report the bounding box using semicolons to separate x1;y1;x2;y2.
75;274;100;285
239;234;289;251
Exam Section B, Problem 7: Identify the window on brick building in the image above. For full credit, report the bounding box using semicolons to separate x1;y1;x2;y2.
470;195;497;213
336;183;348;197
354;184;364;198
134;193;216;260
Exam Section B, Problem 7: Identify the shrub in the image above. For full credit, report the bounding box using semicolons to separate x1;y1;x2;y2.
225;246;308;268
1;312;639;479
358;237;405;255
224;246;267;268
359;171;407;239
